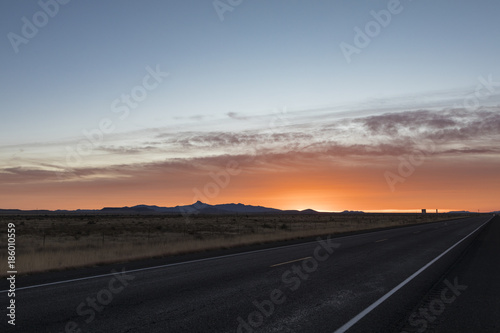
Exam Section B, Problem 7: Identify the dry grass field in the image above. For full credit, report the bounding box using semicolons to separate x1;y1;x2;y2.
0;213;467;275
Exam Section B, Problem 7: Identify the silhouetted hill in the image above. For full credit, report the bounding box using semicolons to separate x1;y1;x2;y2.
124;201;285;214
299;209;319;214
212;203;282;214
0;202;323;215
99;203;322;215
102;206;157;213
0;209;53;215
341;210;365;214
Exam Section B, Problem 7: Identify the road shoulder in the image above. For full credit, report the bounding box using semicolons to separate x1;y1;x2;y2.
396;216;500;332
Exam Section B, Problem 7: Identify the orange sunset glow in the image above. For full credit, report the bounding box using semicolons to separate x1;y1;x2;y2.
2;114;499;213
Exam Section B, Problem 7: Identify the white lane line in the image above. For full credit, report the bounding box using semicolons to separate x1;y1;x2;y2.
0;243;317;293
0;216;481;294
270;257;311;267
333;216;493;333
0;234;345;293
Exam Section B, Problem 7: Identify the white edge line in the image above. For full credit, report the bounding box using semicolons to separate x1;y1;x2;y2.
333;215;493;333
270;257;312;267
0;242;313;293
1;234;337;293
0;215;488;294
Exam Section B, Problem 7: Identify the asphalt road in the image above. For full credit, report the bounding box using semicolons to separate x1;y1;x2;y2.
1;215;495;333
395;215;500;333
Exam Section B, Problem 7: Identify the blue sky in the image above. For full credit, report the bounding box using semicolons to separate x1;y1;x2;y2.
1;1;500;211
2;0;499;142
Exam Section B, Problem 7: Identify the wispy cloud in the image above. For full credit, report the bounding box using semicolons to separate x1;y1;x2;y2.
356;108;500;140
227;112;248;120
1;107;499;190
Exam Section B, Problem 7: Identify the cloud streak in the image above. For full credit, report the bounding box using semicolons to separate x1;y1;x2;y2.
1;107;499;211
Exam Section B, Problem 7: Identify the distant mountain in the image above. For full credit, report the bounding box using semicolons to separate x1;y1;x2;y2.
0;203;321;215
98;201;317;215
341;210;365;214
0;209;53;214
211;203;282;214
298;209;318;214
101;206;157;213
1;206;497;215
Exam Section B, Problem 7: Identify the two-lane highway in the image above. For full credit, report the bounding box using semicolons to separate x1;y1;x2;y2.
0;215;492;332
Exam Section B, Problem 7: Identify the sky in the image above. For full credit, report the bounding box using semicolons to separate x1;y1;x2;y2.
1;0;499;212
